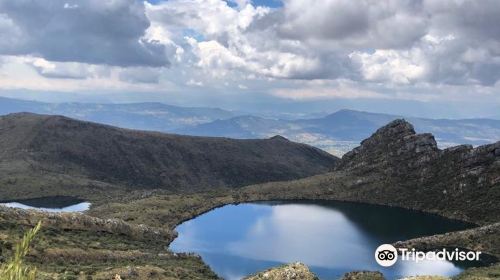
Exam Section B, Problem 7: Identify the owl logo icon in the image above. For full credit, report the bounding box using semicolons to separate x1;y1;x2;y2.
375;244;398;267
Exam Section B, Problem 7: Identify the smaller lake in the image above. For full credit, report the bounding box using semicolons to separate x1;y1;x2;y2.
170;200;476;280
0;196;90;212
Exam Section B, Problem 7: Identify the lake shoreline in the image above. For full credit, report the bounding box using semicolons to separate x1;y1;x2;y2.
170;200;479;280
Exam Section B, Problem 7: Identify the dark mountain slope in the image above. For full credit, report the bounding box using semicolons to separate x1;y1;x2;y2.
0;113;337;192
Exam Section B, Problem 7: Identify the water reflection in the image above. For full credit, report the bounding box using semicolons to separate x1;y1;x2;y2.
170;201;474;280
0;196;90;212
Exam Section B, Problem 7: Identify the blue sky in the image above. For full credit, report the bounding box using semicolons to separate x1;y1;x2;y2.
250;0;282;8
0;0;499;119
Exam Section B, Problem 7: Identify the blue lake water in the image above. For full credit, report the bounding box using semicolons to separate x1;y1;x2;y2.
0;196;90;212
170;200;476;280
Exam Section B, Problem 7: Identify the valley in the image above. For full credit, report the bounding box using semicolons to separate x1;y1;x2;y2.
0;115;498;279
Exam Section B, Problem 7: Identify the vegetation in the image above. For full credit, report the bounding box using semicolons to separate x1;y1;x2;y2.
0;221;41;280
0;207;219;279
454;263;500;280
0;116;498;279
0;113;337;195
395;222;500;261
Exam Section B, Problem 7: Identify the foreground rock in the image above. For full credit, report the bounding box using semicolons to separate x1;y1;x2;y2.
341;271;385;280
245;262;318;280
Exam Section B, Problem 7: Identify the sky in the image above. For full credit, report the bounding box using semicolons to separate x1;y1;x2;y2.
0;0;499;118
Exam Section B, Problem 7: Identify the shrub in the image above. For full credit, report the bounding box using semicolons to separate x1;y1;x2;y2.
0;221;42;280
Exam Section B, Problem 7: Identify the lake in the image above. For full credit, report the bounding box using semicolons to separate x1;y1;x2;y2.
0;196;90;212
170;200;476;280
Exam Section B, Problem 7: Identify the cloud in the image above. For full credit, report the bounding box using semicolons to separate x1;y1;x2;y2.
350;49;427;85
3;0;499;86
276;0;500;86
143;0;500;87
118;67;162;84
186;79;204;87
0;55;168;92
278;0;428;49
0;13;23;50
271;80;386;100
29;57;110;80
0;0;169;67
0;0;499;114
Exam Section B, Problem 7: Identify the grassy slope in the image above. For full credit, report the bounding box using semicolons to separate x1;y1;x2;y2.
0;113;337;196
0;206;219;280
394;223;500;260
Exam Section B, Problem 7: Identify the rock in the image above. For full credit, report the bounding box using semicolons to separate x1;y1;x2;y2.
245;262;318;280
337;119;439;173
341;271;385;280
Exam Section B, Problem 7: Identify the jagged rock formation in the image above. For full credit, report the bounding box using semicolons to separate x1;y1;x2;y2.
243;119;500;225
244;262;318;280
0;113;337;196
335;119;500;224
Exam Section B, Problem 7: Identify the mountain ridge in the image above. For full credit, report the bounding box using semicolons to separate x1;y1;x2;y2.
0;112;338;194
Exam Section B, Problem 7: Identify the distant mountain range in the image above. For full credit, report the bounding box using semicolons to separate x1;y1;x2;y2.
176;110;500;155
0;96;234;131
1;97;499;155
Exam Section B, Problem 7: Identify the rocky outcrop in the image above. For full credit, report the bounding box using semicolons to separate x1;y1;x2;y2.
335;119;500;224
0;206;174;242
337;119;439;173
244;262;318;280
243;119;499;224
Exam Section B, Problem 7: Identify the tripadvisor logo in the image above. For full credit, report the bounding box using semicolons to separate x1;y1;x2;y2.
375;244;398;267
375;244;482;267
